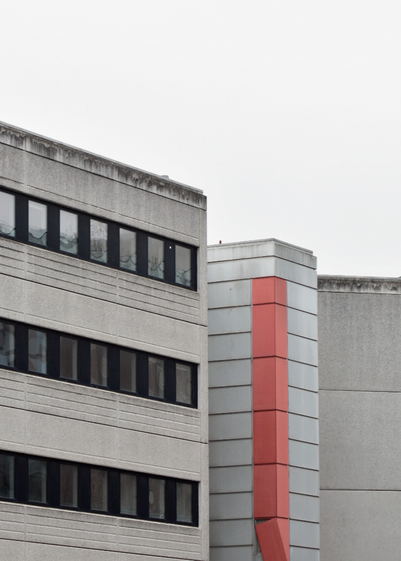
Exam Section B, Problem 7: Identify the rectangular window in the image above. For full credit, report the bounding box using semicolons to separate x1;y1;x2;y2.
91;343;108;387
148;237;164;279
60;464;78;508
91;468;108;512
28;459;47;503
120;472;137;515
148;357;164;398
60;210;78;254
0;192;15;237
177;482;192;523
120;350;136;393
28;329;47;374
28;200;47;246
60;337;78;380
175;245;191;287
90;219;108;263
0;321;15;368
120;229;137;271
176;363;192;405
149;477;165;519
0;453;14;499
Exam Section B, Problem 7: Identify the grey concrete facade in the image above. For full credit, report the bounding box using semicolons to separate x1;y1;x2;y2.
0;122;209;560
319;276;401;560
208;239;319;561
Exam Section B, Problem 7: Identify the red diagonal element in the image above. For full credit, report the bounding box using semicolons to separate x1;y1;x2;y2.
256;518;290;561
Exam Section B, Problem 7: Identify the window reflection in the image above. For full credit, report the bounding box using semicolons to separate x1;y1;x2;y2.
60;210;78;254
120;350;136;393
60;337;78;380
60;464;78;508
175;245;191;287
177;482;192;523
28;329;47;374
148;357;164;398
91;468;108;511
90;219;108;263
28;459;47;503
91;343;108;387
176;363;192;404
28;201;47;246
0;321;15;368
148;237;164;279
0;453;14;499
149;478;165;519
120;472;137;515
120;229;137;271
0;192;15;237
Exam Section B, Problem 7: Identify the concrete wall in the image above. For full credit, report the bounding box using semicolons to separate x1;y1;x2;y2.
319;276;401;560
208;239;319;561
0;122;209;560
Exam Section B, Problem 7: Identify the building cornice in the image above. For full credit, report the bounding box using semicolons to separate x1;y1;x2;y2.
318;275;401;294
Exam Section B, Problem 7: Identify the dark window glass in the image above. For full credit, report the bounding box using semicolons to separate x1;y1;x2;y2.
60;464;78;508
60;210;78;254
91;468;108;511
28;329;47;374
177;482;192;523
176;363;192;405
148;237;164;279
60;337;78;380
0;321;15;368
120;350;136;393
28;200;47;246
120;472;137;515
175;245;191;287
0;192;15;237
28;459;47;503
90;343;108;387
149;357;164;398
149;478;165;519
120;229;137;271
90;219;108;263
0;453;14;499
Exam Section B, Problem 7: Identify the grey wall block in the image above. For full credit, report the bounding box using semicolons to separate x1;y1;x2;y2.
210;492;253;520
289;440;319;470
209;333;252;362
287;308;317;340
290;493;319;522
274;258;317;289
209;466;253;494
289;414;319;444
290;520;320;549
288;387;318;418
210;546;253;561
209;386;252;415
208;280;252;310
209;439;253;468
208;306;252;335
290;546;320;561
288;362;318;392
207;257;275;283
209;412;252;442
209;359;252;388
288;335;318;366
210;519;254;547
287;282;317;315
289;467;319;497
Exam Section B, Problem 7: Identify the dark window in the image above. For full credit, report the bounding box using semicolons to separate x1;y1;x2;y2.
28;458;47;503
91;343;108;387
90;219;108;263
120;350;137;393
176;363;192;405
60;337;78;380
60;210;78;254
175;245;191;287
28;329;47;374
120;472;137;516
0;453;14;499
149;357;164;399
176;482;192;523
149;477;165;519
60;464;78;508
148;237;164;279
28;200;47;246
0;192;15;237
120;228;136;271
91;468;108;512
0;321;15;368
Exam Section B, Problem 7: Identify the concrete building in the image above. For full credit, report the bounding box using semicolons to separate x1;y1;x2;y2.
208;240;319;561
318;276;401;560
0;122;209;560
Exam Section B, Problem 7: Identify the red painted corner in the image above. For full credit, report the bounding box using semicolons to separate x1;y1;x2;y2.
254;464;289;519
253;411;289;466
252;304;288;359
252;277;287;306
253;357;288;412
256;518;290;561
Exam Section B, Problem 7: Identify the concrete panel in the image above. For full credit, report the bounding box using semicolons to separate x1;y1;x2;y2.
209;333;252;361
207;258;275;284
289;441;319;471
288;335;318;367
210;519;254;546
290;546;320;561
208;306;251;335
319;291;401;391
209;386;252;415
208;280;252;309
287;308;317;340
209;466;253;494
290;520;319;549
209;439;252;468
209;359;252;388
321;490;401;561
289;493;319;523
288;387;318;419
289;414;319;444
274;258;317;289
209;412;252;441
210;546;253;561
288;362;318;392
287;283;317;315
289;467;319;497
210;492;253;520
320;390;401;489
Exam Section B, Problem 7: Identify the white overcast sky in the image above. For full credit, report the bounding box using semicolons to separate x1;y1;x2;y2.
2;0;401;276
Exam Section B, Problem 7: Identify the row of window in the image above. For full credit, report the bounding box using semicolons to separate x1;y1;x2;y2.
0;319;197;408
0;188;197;289
0;451;198;525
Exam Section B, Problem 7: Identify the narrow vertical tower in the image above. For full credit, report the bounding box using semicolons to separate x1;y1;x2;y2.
208;239;319;561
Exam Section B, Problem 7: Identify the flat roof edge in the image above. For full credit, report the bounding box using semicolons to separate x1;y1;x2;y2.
319;275;401;293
